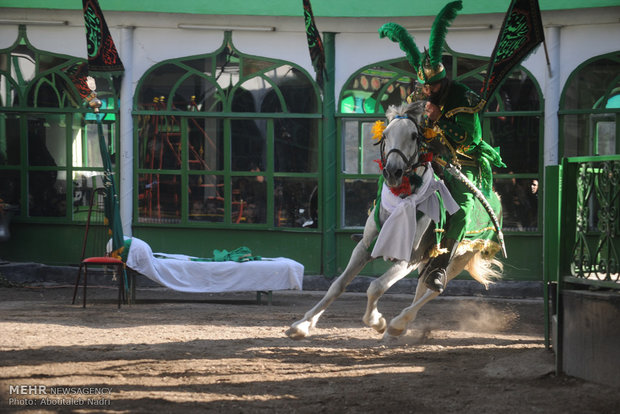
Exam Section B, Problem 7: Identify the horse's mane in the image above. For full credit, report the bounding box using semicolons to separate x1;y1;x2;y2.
385;101;426;124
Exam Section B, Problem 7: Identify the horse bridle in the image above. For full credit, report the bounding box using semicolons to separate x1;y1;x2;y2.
377;115;425;176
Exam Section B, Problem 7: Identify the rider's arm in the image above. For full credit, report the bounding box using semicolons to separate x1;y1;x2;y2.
436;111;480;147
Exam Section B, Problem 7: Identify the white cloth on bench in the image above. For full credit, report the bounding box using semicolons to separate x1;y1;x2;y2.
126;237;304;293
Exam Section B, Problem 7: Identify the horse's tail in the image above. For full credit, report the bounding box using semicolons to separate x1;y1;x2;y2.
464;250;503;289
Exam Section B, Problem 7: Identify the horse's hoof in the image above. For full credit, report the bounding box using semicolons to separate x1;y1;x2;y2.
285;327;306;340
373;318;387;334
285;321;310;340
386;325;405;337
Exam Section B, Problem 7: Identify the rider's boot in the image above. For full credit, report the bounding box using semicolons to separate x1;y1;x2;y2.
419;238;458;293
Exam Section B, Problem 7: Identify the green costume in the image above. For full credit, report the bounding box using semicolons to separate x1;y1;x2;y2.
424;80;505;241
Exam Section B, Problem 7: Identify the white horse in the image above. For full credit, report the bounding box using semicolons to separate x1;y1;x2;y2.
286;101;503;340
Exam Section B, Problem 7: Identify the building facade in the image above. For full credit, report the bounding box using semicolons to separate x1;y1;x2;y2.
0;1;619;279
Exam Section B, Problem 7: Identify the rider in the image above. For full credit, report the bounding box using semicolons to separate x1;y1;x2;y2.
379;1;505;292
411;54;505;293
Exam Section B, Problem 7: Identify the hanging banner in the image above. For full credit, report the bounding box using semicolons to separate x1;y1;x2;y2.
480;0;544;107
82;0;124;74
64;61;92;100
303;0;327;89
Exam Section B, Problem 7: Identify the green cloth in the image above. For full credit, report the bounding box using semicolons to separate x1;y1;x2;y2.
154;246;262;262
208;247;262;262
443;165;501;242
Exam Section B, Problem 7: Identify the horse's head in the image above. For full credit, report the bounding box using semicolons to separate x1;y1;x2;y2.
379;101;426;188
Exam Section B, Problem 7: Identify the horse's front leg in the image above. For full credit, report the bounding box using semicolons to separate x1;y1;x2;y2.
385;280;440;338
286;241;373;339
384;251;473;338
363;261;415;334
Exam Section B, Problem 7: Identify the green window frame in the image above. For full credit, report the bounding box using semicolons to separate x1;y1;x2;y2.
133;32;322;230
559;51;620;158
337;46;544;234
0;25;121;223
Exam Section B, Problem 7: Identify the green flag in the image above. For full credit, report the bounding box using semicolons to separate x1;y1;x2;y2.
96;115;124;259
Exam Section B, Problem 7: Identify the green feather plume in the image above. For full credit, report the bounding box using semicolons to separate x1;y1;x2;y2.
379;23;422;71
429;0;463;67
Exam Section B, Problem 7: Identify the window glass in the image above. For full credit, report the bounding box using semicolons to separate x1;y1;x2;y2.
137;115;182;170
231;119;266;172
138;173;181;223
274;118;318;173
136;63;187;110
342;120;359;174
489;116;540;174
233;175;266;224
232;85;263;112
342;178;377;227
0;114;21;165
485;72;541;112
564;57;620;110
361;121;381;174
72;171;105;218
274;177;318;228
0;170;20;214
188;117;223;171
265;66;317;113
242;57;276;77
455;55;485;79
28;74;77;108
72;118;104;169
183;56;214;76
494;177;539;232
11;45;36;82
563;113;618;157
340;65;413;114
172;74;220;111
28;115;66;167
38;53;68;74
561;53;620;157
135;35;320;228
1;27;120;222
188;174;224;223
28;170;66;217
0;75;20;107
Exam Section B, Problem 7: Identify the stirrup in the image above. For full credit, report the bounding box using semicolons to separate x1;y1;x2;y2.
350;233;363;243
422;268;447;293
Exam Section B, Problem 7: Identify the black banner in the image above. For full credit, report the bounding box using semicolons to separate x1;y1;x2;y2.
82;0;124;73
480;0;544;105
64;61;91;100
303;0;326;89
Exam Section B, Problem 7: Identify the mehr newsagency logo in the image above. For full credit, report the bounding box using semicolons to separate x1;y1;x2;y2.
7;385;112;407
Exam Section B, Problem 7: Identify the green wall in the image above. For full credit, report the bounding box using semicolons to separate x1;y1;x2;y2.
334;232;542;281
1;0;616;17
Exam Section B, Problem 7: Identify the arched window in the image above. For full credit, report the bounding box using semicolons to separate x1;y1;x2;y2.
134;33;321;228
338;46;543;232
560;52;620;157
0;26;120;221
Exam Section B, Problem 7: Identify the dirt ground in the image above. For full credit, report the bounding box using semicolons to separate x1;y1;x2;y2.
0;285;618;414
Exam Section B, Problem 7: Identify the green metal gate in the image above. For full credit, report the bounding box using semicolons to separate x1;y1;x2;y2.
544;156;620;378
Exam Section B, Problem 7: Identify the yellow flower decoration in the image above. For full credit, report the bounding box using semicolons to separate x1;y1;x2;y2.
423;127;438;141
371;120;386;141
